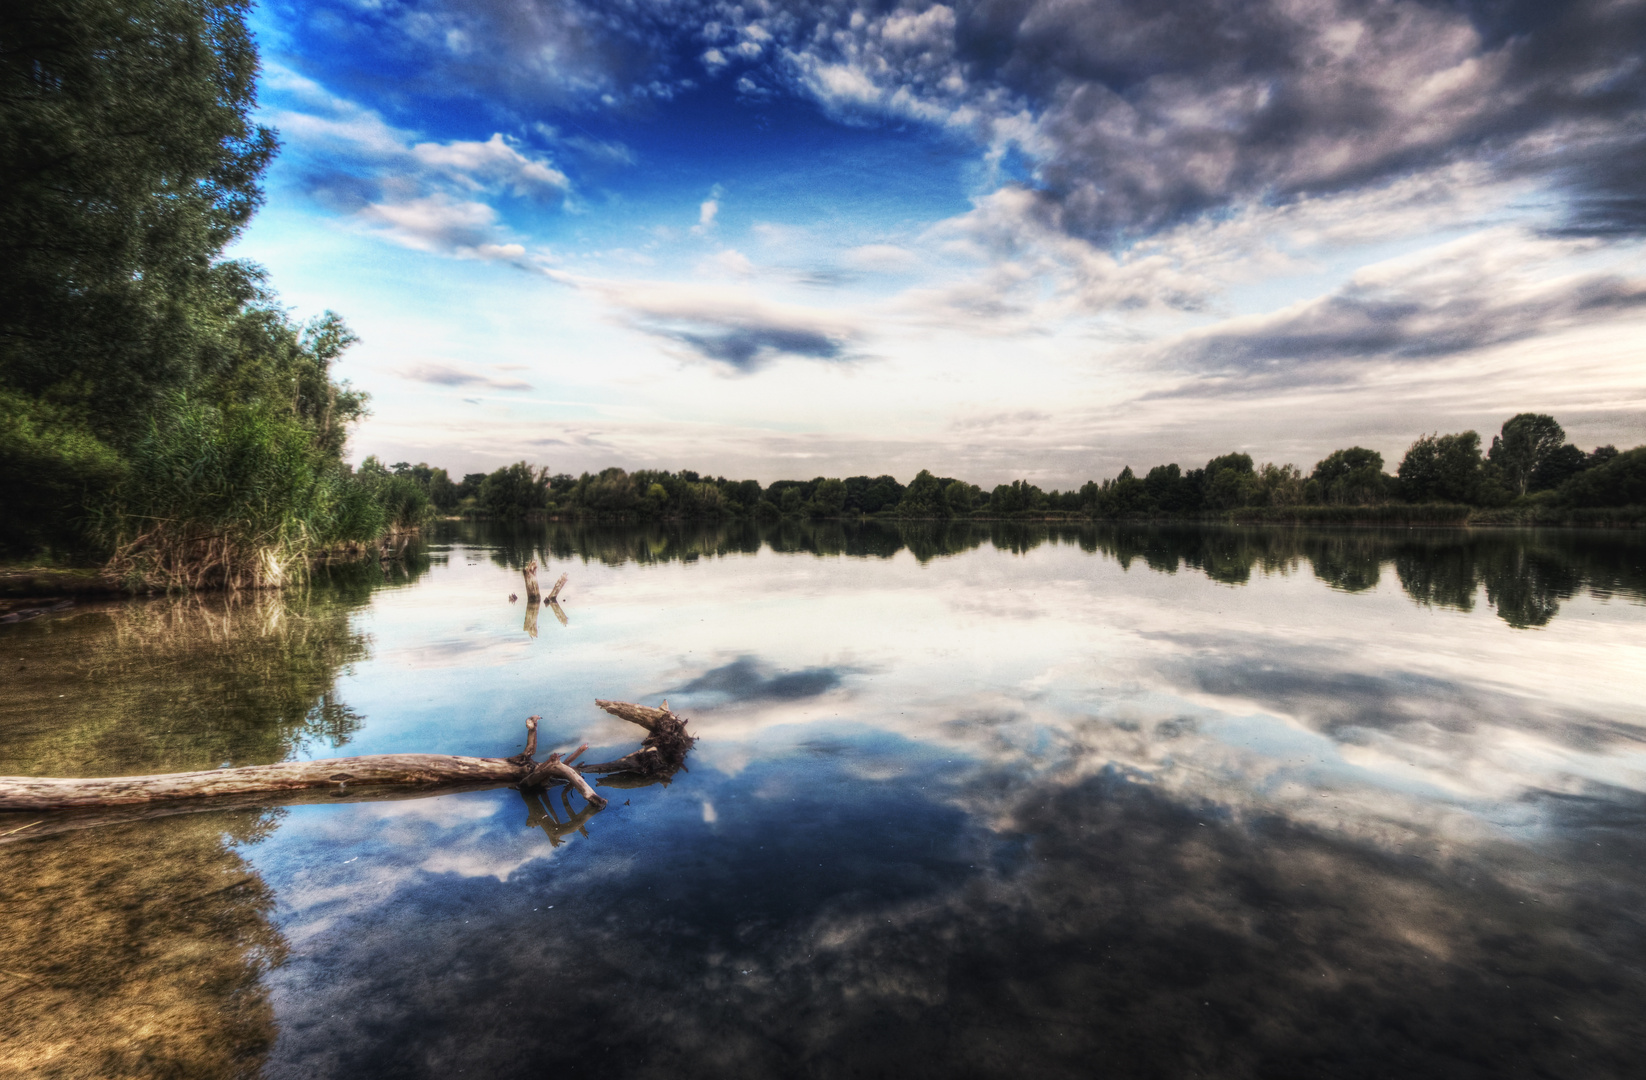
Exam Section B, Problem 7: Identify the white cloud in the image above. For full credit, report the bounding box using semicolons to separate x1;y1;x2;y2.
704;248;755;277
411;133;568;197
265;70;565;263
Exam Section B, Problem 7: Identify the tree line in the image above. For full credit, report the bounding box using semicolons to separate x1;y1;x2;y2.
395;412;1642;523
1;0;429;586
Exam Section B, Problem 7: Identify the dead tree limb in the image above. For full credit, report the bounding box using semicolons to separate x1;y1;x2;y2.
581;699;695;783
546;572;568;602
0;700;686;816
522;560;541;603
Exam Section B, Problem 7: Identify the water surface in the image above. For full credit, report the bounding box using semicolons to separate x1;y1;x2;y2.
3;523;1644;1078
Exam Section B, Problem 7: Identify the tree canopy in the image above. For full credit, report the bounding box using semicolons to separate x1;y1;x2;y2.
0;0;414;580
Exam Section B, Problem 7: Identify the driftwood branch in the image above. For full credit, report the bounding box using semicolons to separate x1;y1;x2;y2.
546;572;567;602
581;699;695;782
0;700;689;817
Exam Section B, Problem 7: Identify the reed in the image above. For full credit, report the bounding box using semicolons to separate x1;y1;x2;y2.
96;396;425;590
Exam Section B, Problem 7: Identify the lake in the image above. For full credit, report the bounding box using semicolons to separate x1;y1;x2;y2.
3;522;1644;1079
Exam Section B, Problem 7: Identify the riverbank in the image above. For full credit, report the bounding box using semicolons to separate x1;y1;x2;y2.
0;529;425;604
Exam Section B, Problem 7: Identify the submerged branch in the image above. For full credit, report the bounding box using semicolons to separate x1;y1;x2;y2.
0;700;691;822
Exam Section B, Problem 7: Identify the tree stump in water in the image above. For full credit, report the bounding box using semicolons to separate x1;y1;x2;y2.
522;561;541;604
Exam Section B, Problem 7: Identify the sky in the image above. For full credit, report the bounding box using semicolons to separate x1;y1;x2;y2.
234;0;1646;486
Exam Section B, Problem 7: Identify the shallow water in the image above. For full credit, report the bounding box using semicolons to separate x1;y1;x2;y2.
3;522;1644;1079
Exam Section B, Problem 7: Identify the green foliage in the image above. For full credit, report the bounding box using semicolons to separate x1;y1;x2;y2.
0;0;422;586
1309;447;1388;505
101;396;319;587
942;480;974;513
845;475;905;513
1398;431;1487;504
402;416;1640;534
897;470;951;518
480;462;550;518
1489;413;1566;496
0;390;125;554
359;458;433;531
389;461;458;511
1556;447;1646;508
1203;453;1258;510
0;0;278;431
813;477;848;516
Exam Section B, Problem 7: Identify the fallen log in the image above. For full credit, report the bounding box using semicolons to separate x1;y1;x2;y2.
0;701;684;814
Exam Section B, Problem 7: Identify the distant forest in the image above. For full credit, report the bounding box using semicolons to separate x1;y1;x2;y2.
388;412;1644;524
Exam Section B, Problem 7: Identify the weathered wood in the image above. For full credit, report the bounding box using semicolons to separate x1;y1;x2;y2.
583;700;695;783
546;572;568;601
0;782;512;845
0;755;527;811
522;560;541;603
594;699;669;731
0;701;680;815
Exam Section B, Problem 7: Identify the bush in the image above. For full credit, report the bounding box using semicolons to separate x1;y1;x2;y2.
1558;447;1646;508
0;391;125;556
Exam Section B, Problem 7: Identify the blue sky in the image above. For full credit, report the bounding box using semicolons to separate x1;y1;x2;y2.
232;0;1646;484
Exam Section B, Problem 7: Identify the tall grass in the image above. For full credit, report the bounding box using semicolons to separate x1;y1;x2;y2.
97;396;428;589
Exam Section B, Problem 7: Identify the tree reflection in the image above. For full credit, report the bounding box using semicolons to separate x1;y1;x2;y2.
0;554;429;1078
0;811;285;1079
447;520;1643;629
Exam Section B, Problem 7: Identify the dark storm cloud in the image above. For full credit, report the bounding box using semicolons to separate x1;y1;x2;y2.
940;0;1646;239
772;0;1646;239
656;322;848;370
604;298;858;371
282;1;1646;240
1164;264;1646;374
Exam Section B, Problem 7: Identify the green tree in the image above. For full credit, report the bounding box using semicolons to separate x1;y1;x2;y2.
812;477;848;516
1202;453;1257;509
1530;443;1588;492
897;470;950;517
1;0;278;431
480;462;548;518
1256;462;1305;506
1398;432;1485;504
1309;447;1386;504
1557;446;1646;508
1489;414;1567;496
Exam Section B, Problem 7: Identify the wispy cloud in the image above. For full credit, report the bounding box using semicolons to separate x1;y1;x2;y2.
396;362;534;391
1154;230;1646;378
264;66;565;263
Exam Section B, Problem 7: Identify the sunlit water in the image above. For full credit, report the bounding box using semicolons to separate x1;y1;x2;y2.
3;522;1644;1079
